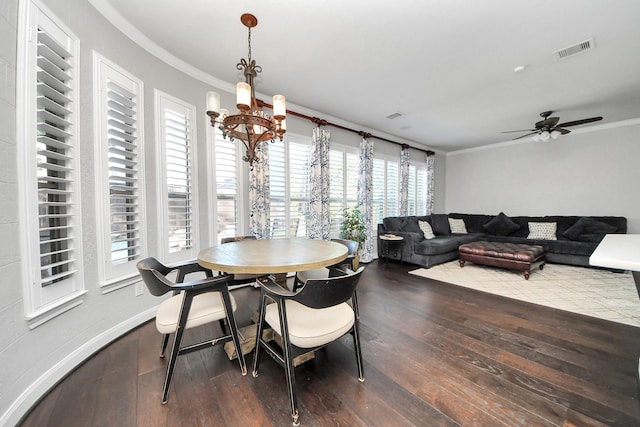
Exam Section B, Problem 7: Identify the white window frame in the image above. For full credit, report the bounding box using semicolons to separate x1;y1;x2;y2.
17;0;86;328
154;90;199;264
93;52;146;292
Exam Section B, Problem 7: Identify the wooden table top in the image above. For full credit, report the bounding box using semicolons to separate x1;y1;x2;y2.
197;238;348;274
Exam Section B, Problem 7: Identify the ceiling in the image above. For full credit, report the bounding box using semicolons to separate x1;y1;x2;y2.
94;0;640;152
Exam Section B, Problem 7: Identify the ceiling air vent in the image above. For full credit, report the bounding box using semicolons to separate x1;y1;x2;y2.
386;112;402;120
553;38;595;60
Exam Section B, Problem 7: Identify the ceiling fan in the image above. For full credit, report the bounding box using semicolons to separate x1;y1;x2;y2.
503;111;603;141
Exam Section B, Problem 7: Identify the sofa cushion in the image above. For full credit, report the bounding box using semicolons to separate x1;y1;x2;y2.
414;235;479;256
448;218;468;234
418;220;435;239
528;222;557;240
431;214;450;235
483;212;521;236
563;217;618;241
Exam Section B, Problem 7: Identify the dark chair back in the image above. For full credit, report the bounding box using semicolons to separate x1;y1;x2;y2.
221;235;257;244
295;266;364;309
137;258;176;296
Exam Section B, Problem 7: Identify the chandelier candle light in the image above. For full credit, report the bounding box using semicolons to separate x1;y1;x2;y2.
206;13;286;164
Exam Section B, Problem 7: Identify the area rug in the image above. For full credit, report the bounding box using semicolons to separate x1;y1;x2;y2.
409;261;640;327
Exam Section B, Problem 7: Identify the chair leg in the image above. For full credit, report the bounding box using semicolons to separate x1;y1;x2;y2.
159;333;170;358
252;294;268;377
221;290;247;376
277;300;300;426
161;294;193;404
352;320;365;382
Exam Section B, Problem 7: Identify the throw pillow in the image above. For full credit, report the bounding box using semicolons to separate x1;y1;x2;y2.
528;222;557;240
482;212;521;236
431;214;451;235
563;217;617;241
418;220;435;239
448;218;468;234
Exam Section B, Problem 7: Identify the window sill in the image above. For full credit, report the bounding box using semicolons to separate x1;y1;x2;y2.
26;290;88;330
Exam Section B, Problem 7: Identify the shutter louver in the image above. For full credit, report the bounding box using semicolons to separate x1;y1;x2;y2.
106;79;141;264
36;26;76;286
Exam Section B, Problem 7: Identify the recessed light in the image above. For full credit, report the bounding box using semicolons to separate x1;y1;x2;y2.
514;65;526;73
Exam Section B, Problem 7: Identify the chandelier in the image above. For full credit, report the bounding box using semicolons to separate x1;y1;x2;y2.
206;13;286;164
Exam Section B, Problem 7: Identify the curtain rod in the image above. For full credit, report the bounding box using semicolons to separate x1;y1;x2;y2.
257;99;435;156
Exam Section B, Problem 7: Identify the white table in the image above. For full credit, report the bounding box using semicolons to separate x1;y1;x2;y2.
589;234;640;384
589;234;640;298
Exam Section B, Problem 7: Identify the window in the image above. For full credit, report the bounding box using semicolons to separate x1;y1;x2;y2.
93;53;146;291
155;91;198;264
329;144;359;236
213;128;241;242
269;135;311;238
408;162;428;216
17;2;85;326
371;155;399;227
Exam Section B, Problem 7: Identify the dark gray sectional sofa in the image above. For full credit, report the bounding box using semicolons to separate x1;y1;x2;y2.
377;213;627;269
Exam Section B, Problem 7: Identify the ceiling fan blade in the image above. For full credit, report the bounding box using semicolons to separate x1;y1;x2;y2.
557;128;571;135
512;132;537;140
555;116;603;128
501;129;536;133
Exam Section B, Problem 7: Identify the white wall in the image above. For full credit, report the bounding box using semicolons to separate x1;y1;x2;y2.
445;122;640;233
0;0;441;424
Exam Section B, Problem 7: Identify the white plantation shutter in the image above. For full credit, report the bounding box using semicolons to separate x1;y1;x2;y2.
288;140;310;237
329;148;345;236
329;145;359;237
156;92;198;263
166;111;194;251
94;53;145;288
214;129;239;242
18;3;85;325
416;167;427;215
269;141;286;238
386;161;399;217
36;26;76;287
268;137;310;238
408;164;416;215
107;81;141;264
372;158;386;227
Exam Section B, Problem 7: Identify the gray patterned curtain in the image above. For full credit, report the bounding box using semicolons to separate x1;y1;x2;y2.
249;142;270;239
426;154;435;214
308;126;331;240
357;137;374;263
399;145;410;216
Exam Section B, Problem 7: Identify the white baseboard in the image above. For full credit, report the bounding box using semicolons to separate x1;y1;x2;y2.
0;307;157;427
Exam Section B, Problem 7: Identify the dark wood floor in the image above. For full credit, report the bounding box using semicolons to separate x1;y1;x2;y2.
20;260;640;426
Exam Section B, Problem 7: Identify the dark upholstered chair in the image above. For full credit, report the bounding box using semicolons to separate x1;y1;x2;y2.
252;266;365;426
136;258;246;403
293;239;359;290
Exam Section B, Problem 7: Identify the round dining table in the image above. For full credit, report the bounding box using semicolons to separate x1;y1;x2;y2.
197;237;348;274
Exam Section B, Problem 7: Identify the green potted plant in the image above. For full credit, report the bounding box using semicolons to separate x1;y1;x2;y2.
340;206;366;263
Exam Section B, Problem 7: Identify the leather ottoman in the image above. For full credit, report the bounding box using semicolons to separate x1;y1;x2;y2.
458;241;546;280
